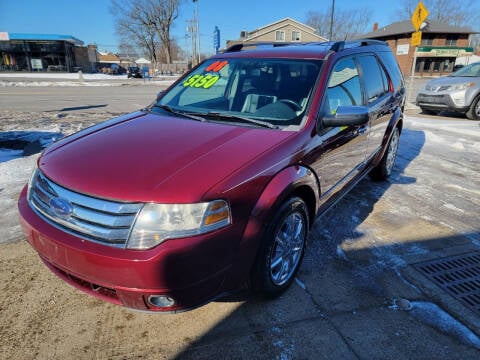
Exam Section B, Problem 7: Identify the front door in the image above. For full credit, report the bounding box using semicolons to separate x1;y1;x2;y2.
307;56;368;203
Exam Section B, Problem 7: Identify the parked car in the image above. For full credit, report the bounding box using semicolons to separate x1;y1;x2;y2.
127;66;142;78
18;40;405;312
416;61;480;120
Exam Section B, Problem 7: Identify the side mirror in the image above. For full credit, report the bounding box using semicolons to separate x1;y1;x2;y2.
156;90;165;102
319;105;369;129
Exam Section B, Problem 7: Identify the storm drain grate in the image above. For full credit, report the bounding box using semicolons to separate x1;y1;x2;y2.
414;252;480;316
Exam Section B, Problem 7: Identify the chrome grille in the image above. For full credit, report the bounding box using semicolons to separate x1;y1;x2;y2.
28;170;143;248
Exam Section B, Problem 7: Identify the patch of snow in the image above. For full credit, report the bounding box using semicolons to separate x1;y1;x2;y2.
407;117;480;139
269;326;295;360
389;298;413;311
450;142;465;151
0;72;179;88
0;79;176;87
409;301;480;350
443;203;465;213
294;277;306;290
405;245;429;256
0;149;23;162
0;154;39;243
336;245;348;260
444;184;480;197
0;72;128;80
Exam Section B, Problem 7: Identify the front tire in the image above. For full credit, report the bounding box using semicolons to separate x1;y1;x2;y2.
370;127;400;181
252;197;309;298
466;96;480;120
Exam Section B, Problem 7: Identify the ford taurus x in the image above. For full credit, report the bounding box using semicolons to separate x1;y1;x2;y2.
18;40;405;312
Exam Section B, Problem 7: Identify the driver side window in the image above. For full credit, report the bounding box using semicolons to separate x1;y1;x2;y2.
326;57;362;114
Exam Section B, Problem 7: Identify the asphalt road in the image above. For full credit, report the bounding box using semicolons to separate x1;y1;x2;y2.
1;83;479;359
0;82;161;114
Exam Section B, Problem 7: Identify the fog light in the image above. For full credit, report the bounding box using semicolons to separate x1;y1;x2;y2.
148;295;175;308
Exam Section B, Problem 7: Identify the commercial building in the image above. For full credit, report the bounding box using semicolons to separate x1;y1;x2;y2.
360;21;477;76
0;32;88;72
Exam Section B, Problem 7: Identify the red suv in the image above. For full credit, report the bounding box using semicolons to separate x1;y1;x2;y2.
18;40;405;312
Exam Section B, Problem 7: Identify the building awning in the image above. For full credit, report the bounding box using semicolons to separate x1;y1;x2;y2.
416;46;474;57
2;33;84;46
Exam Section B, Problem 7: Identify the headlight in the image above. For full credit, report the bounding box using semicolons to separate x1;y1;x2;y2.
440;82;474;91
127;200;231;249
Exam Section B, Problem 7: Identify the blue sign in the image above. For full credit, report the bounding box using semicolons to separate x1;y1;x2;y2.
213;26;220;54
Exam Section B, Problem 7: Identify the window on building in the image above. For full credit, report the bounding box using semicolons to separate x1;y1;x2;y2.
446;35;457;46
291;31;301;41
275;31;285;41
421;36;433;46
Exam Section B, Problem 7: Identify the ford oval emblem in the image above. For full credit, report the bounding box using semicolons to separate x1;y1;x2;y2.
49;197;73;218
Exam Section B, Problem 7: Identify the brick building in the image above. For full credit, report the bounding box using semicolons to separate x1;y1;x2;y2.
360;20;476;76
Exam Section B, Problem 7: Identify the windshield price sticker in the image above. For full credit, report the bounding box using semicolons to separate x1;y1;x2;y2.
206;60;228;72
183;74;220;89
183;60;228;89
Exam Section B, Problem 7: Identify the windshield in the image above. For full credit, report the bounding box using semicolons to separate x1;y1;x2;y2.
152;58;322;128
451;62;480;77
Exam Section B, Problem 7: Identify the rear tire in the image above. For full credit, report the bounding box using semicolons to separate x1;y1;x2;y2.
370;127;400;181
252;197;309;298
466;96;480;120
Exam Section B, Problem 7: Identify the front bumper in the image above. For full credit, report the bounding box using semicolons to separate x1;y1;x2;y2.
416;92;469;113
18;186;234;312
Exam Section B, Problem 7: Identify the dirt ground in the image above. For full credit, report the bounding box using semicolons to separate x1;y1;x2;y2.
0;240;250;360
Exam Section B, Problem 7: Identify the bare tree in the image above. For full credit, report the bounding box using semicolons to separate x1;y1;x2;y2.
306;7;373;40
394;0;478;28
111;0;181;64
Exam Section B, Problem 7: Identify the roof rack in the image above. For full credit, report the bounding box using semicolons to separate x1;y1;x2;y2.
222;42;303;53
221;39;387;54
328;39;388;52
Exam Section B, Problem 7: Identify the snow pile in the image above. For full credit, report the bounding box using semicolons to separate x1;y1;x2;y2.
0;72;179;87
0;130;63;162
0;80;123;87
0;72;128;80
0;154;38;243
390;299;480;350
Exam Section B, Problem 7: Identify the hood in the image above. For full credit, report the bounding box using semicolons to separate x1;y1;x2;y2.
39;112;293;203
425;75;478;91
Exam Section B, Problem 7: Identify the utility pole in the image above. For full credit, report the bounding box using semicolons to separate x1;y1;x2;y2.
329;0;335;41
187;19;196;66
193;0;200;65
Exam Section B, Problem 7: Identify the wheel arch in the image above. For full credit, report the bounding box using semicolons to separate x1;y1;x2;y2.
250;164;320;228
231;165;320;288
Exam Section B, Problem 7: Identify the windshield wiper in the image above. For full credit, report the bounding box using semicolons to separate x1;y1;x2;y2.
205;112;278;129
152;104;207;122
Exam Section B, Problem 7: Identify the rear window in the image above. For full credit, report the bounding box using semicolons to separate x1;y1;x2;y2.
377;50;404;92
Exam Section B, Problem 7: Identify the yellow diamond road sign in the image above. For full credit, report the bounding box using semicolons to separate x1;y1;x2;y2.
411;1;429;31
